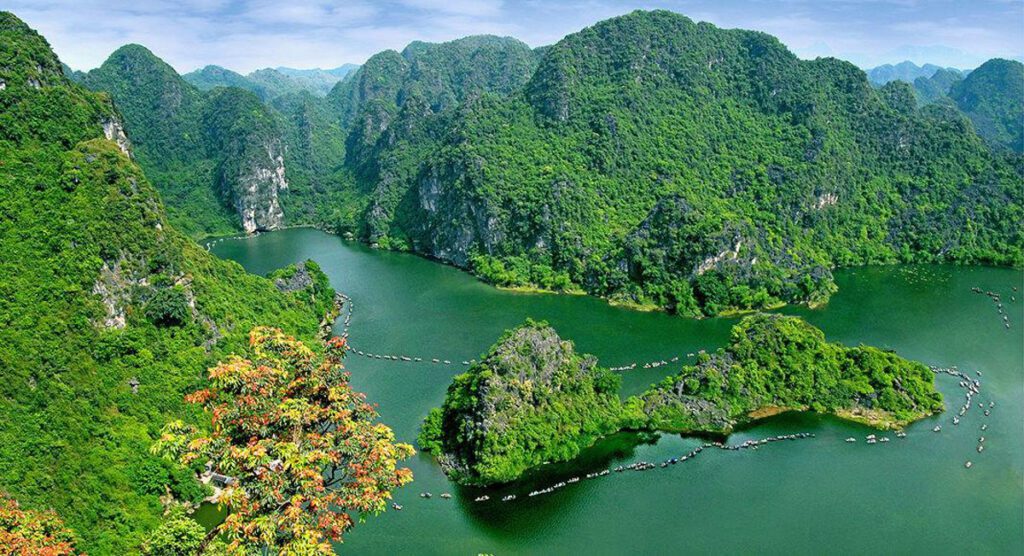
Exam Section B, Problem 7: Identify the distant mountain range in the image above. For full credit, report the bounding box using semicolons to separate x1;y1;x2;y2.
866;59;1023;152
183;63;358;100
866;60;969;85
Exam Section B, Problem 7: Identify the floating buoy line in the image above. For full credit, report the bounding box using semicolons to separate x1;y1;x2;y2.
338;292;702;371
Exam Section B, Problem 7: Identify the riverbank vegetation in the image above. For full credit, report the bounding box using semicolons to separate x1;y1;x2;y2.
640;313;944;433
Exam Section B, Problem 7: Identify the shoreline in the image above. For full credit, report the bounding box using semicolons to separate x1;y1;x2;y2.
201;225;1023;321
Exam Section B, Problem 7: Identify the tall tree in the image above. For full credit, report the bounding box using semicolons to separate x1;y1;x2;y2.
0;495;80;555
154;328;414;554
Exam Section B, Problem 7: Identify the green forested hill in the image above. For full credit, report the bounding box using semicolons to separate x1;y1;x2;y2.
314;34;542;238
333;10;1021;316
81;46;293;236
183;64;270;98
418;321;634;485
72;11;1023;317
642;313;943;432
912;67;964;105
949;58;1024;152
0;12;332;552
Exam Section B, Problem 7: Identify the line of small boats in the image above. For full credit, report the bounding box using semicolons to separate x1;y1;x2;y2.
609;352;702;372
971;286;1015;329
489;433;817;504
930;364;997;470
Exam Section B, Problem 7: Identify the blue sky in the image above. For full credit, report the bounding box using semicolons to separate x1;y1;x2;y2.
7;0;1023;73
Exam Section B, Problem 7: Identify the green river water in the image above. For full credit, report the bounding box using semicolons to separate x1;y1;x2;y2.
210;227;1023;555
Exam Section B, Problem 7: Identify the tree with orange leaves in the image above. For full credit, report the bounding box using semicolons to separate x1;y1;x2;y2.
153;327;414;555
0;495;80;555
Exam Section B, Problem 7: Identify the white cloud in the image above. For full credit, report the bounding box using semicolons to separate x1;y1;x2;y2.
5;0;1022;73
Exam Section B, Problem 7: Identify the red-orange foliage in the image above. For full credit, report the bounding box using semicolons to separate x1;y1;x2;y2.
0;495;80;555
154;327;414;554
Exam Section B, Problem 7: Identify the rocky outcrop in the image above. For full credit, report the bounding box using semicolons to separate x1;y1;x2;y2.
232;140;287;233
203;87;290;233
418;321;631;485
91;258;137;329
410;159;505;267
272;260;313;292
102;116;132;157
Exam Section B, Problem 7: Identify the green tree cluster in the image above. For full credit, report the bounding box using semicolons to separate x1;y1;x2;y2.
641;313;944;432
421;314;943;483
418;320;642;485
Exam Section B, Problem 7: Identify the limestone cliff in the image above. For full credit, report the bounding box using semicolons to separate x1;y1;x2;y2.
204;87;289;232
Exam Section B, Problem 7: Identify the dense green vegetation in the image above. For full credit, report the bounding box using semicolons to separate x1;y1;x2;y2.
79;45;292;236
420;314;943;483
0;12;333;552
334;11;1020;316
948;59;1024;152
75;13;1021;318
912;68;964;105
418;320;642;485
640;313;944;432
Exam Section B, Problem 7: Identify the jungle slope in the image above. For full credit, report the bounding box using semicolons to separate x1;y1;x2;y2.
0;12;333;553
332;10;1023;317
79;45;293;236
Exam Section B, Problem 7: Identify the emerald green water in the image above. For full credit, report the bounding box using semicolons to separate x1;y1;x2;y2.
212;228;1023;555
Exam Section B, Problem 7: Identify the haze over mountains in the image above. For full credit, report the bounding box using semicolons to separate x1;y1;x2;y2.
183;63;358;100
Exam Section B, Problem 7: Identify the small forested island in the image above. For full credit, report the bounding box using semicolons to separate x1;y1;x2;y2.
421;314;943;484
641;314;944;433
418;320;644;485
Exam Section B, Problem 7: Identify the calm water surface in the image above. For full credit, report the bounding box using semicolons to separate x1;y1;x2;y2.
212;228;1023;555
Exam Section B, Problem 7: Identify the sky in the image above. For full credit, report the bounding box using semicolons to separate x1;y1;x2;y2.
7;0;1024;74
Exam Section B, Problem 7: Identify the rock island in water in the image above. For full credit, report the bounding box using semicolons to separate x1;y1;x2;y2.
421;313;943;484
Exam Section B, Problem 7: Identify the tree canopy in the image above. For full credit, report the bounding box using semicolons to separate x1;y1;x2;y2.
154;328;414;554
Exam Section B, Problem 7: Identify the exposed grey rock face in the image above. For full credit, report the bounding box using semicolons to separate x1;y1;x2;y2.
91;257;151;329
273;260;313;292
411;159;506;267
102;116;132;157
232;140;287;233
